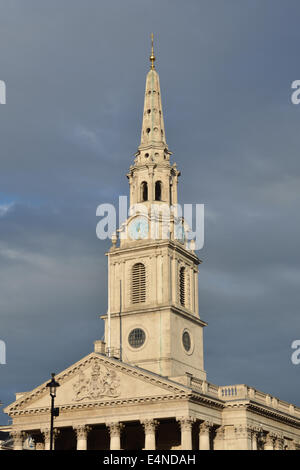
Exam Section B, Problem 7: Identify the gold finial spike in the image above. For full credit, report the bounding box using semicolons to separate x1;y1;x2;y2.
150;33;155;69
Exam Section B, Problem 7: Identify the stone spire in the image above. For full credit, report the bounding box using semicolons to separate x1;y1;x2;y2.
139;34;167;150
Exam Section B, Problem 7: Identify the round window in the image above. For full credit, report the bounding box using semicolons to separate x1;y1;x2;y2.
182;331;191;352
128;328;146;349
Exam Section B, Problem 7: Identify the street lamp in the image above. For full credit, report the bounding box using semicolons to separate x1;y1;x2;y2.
46;373;60;450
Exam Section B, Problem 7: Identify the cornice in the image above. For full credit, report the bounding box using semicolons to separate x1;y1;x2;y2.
248;402;300;429
7;393;192;417
188;393;224;410
225;400;300;429
108;240;201;265
5;353;191;415
101;305;207;328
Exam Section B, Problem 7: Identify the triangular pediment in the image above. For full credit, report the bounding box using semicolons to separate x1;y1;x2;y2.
5;353;190;414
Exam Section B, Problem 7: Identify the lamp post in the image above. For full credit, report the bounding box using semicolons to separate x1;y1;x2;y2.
46;373;60;450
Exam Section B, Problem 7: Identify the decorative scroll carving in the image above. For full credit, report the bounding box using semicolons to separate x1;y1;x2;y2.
106;422;124;437
10;430;26;446
41;428;60;442
264;432;275;449
215;426;225;439
199;421;213;435
274;433;284;450
73;361;120;401
177;416;195;431
73;425;92;440
142;419;159;434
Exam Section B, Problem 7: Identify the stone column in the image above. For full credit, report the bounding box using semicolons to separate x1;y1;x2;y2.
107;422;124;450
148;166;154;202
178;417;194;450
41;428;60;450
11;431;25;451
74;425;91;450
199;421;212;450
274;434;284;451
214;426;225;450
264;432;274;450
142;419;158;450
251;430;258;451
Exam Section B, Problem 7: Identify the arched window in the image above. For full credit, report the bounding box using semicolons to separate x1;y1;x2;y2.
141;182;148;202
179;267;185;307
155;181;162;201
132;263;146;304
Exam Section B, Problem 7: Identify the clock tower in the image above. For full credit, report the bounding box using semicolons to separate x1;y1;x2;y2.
102;37;207;381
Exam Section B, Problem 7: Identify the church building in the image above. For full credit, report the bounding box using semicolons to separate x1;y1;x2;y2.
4;40;300;451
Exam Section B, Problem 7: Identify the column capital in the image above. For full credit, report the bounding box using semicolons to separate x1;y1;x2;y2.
106;422;124;438
141;419;159;433
177;416;195;431
264;431;275;449
274;434;284;450
73;424;92;439
41;427;60;441
215;425;225;439
11;430;26;445
199;421;213;434
250;425;263;434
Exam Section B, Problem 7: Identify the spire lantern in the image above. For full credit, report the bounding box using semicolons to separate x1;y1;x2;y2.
150;33;155;69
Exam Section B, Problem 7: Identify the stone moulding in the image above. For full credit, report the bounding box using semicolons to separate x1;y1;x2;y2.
7;393;192;417
224;401;300;429
5;352;193;414
6;391;225;418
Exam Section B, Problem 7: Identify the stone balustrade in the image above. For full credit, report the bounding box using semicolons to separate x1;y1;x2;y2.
191;380;300;419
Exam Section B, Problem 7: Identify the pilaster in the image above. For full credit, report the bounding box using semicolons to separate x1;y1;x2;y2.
11;430;26;451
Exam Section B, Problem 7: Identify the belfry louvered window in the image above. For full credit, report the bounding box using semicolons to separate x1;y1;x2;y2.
132;263;146;304
179;267;185;307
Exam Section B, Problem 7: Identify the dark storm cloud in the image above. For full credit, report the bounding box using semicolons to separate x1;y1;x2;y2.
1;0;300;422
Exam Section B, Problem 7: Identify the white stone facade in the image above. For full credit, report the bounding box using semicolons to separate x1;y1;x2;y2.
3;45;300;451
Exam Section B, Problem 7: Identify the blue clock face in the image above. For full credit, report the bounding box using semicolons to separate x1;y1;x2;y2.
175;223;185;243
128;216;149;240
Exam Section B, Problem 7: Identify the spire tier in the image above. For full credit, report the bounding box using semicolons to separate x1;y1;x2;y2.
139;68;166;150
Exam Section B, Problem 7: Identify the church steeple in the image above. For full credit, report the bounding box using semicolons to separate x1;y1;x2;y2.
127;36;179;208
139;34;167;150
105;39;206;382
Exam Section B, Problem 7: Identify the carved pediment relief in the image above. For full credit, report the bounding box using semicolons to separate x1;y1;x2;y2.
5;353;189;415
73;362;120;401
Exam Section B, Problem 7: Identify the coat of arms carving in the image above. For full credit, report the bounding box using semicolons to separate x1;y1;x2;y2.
73;362;120;401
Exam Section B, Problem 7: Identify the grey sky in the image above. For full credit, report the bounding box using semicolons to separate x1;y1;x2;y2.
1;0;300;424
